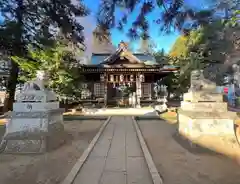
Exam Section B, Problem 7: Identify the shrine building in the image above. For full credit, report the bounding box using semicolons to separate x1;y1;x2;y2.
79;41;179;107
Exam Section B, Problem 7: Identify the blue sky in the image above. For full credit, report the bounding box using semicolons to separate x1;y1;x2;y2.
0;0;212;55
82;0;211;53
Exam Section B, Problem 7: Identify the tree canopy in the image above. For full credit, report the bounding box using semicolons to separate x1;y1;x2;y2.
0;0;239;108
96;0;239;40
157;7;239;95
12;41;84;101
0;0;89;110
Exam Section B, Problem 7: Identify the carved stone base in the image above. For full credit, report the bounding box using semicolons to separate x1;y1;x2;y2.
4;139;46;153
180;101;228;112
3;123;65;154
183;91;223;102
177;109;237;138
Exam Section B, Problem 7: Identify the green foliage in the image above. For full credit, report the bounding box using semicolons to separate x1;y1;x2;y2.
152;1;239;96
170;20;230;61
227;10;240;27
12;42;84;100
95;0;239;43
96;0;224;40
122;86;135;97
0;0;89;110
154;49;168;64
169;36;189;58
0;0;88;54
153;53;184;95
168;19;239;86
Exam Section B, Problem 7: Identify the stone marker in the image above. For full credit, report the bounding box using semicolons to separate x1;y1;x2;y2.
2;70;65;153
178;70;237;139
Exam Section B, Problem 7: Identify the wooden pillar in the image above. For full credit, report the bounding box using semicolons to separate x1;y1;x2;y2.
104;73;108;107
149;83;152;100
151;74;154;99
136;73;141;108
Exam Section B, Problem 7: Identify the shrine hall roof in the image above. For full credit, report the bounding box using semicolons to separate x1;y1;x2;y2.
91;52;157;65
90;41;158;66
81;41;179;72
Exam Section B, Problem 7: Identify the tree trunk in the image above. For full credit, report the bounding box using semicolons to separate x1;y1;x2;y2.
3;0;23;112
3;60;19;112
167;91;171;99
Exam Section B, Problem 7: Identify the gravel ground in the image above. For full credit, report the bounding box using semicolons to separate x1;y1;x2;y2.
0;120;103;184
138;120;240;184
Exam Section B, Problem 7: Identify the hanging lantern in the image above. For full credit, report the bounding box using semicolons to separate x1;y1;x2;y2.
120;74;124;82
130;75;134;82
100;74;104;82
110;75;114;82
139;74;145;82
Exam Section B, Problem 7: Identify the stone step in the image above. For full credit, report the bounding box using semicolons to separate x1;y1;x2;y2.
183;91;223;103
178;111;236;138
178;109;237;119
180;101;228;112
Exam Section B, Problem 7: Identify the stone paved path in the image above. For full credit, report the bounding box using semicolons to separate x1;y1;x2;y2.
73;116;153;184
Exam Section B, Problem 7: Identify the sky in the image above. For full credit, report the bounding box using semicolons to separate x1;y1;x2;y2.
80;0;212;56
0;0;212;61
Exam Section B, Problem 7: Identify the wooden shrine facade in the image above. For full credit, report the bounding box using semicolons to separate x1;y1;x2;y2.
79;41;179;107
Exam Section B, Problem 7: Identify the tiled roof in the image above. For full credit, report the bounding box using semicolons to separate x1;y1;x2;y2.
91;51;157;65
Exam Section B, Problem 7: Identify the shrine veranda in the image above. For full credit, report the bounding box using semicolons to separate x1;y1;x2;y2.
78;41;178;107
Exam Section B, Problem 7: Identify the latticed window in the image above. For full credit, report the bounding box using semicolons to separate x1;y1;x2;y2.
141;83;151;97
94;83;104;97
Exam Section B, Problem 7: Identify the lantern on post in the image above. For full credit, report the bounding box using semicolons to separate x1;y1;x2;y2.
130;75;134;82
110;75;114;82
120;74;124;82
100;74;104;82
139;74;145;82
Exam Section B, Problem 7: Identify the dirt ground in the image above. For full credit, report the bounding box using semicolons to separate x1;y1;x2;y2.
0;120;103;184
138;120;240;184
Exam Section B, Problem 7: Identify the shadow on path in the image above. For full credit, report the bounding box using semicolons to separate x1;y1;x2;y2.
0;125;5;139
172;131;222;156
138;119;240;184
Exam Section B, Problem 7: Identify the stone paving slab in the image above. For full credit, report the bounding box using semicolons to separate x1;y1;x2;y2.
73;116;153;184
100;171;127;184
127;157;152;184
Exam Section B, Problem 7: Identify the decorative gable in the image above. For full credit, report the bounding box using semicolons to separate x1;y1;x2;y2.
100;41;144;66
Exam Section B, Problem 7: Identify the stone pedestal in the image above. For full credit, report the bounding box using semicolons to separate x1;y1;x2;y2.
178;91;237;138
2;71;65;154
178;109;237;138
178;70;238;139
183;91;223;102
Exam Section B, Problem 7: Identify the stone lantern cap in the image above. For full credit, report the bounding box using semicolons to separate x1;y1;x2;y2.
15;70;57;102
